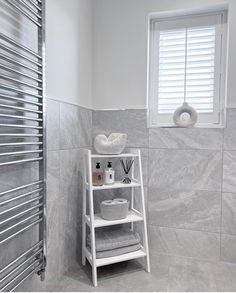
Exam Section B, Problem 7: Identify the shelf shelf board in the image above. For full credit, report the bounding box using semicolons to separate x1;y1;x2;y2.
85;247;146;267
88;180;141;191
84;209;143;228
91;153;138;158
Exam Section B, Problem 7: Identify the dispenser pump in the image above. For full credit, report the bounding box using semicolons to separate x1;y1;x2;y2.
107;162;112;168
96;162;101;169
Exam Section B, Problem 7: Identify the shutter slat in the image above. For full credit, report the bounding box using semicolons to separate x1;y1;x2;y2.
157;24;216;115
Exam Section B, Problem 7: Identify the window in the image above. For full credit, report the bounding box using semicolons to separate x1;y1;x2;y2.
148;11;227;127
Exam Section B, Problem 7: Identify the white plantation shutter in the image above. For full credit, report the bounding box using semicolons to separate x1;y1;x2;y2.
149;12;226;127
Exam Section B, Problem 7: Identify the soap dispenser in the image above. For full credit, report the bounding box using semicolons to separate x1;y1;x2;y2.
92;162;103;186
104;162;115;185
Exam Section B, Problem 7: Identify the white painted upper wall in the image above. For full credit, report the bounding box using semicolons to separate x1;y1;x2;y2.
46;0;92;108
92;0;236;109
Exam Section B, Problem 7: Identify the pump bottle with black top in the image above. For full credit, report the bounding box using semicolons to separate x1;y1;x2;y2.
92;162;104;186
104;162;115;185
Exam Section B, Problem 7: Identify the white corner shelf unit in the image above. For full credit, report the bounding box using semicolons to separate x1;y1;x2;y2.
82;149;150;287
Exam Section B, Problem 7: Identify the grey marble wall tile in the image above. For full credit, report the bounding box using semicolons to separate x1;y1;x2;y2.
226;108;236;129
92;110;148;148
223;151;236;192
47;99;60;151
60;103;92;149
224;129;236;151
167;257;218;291
222;193;236;235
149;149;222;191
149;128;223;150
224;109;236;150
167;256;236;292
60;149;84;271
221;234;236;263
148;188;221;233
46;150;62;281
149;226;220;260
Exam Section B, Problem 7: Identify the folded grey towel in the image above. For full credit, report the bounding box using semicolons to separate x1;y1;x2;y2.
87;226;141;252
88;243;141;259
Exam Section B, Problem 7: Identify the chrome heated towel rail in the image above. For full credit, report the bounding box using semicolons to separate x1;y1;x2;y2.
0;0;46;291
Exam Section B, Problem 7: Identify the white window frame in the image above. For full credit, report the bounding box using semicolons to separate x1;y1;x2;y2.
147;10;228;128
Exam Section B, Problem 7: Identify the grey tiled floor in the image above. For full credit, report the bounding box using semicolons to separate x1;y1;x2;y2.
46;254;236;292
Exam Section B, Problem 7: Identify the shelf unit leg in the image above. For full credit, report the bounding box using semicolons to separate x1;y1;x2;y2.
87;150;98;287
137;150;151;273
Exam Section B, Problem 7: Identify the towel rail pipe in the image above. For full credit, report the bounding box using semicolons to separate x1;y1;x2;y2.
0;218;43;245
0;64;42;83
0;74;43;91
0;142;43;147
0;259;41;291
0;54;42;75
0;188;43;205
0;43;42;67
0;103;42;114
0;203;43;226
0;211;43;235
0;195;43;216
0;33;41;59
9;264;42;292
0;150;43;157
0;241;43;274
18;0;42;19
0;157;43;167
0;181;43;197
0;83;42;99
0;249;42;284
5;0;42;27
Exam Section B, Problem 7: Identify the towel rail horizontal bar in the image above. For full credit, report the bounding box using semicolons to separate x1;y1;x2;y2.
0;188;43;205
9;263;42;292
0;150;43;158
0;133;42;137
0;157;43;167
0;259;41;291
0;211;43;236
26;0;42;11
5;0;42;27
0;195;43;216
0;43;42;67
0;248;42;285
18;0;42;19
0;93;43;106
0;142;43;147
0;83;42;99
0;33;42;60
0;218;43;245
0;124;43;130
0;74;43;91
0;64;42;83
0;103;42;114
0;114;43;122
0;241;43;274
0;54;42;75
0;203;43;226
0;180;43;197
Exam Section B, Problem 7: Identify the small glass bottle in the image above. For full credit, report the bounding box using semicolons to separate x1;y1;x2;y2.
104;162;115;185
92;162;103;186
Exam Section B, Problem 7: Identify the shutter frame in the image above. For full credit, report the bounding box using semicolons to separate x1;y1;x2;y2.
148;11;227;128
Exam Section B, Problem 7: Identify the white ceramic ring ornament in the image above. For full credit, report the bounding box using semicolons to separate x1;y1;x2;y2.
173;102;198;127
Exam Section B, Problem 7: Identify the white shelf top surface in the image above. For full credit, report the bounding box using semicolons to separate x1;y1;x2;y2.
85;247;146;267
85;209;143;228
91;153;138;158
89;180;140;190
